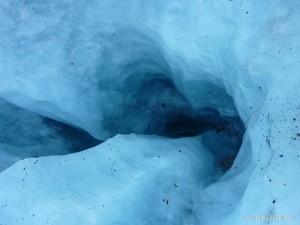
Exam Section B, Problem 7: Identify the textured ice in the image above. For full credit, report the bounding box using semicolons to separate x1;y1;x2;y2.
0;134;219;224
0;97;101;171
0;0;299;225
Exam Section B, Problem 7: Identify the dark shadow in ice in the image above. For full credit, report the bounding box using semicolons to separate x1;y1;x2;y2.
0;97;102;159
99;27;245;171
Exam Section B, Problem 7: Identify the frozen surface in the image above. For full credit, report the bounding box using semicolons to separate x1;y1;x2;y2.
0;0;299;224
0;134;218;225
0;97;101;171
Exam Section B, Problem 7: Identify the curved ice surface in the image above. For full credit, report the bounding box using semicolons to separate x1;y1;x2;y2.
0;0;299;224
0;134;218;225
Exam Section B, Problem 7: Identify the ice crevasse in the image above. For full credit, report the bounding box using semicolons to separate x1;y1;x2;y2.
0;0;299;224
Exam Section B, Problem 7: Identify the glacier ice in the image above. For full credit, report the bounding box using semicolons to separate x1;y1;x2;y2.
0;134;219;224
0;97;101;171
0;0;299;225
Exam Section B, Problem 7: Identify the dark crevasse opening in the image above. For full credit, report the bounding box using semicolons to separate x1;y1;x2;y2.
102;74;245;171
96;28;245;172
0;27;245;173
97;26;245;171
0;97;102;161
42;118;102;153
0;74;244;172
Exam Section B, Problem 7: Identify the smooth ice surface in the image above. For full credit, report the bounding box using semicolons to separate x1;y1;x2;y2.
0;134;218;225
0;0;299;225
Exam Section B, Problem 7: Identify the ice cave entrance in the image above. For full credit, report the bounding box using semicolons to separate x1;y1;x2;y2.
0;29;245;173
101;73;245;171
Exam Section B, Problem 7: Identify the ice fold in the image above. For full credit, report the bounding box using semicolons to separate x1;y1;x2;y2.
0;0;299;224
0;134;217;225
